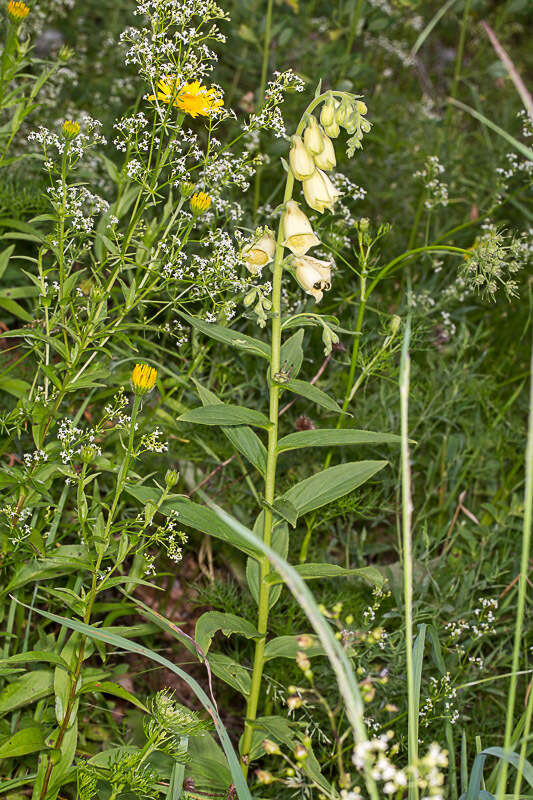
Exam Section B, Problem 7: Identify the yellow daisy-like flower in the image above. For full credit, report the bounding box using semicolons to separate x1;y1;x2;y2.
7;0;30;21
148;78;223;118
62;120;80;139
131;363;157;396
190;192;211;216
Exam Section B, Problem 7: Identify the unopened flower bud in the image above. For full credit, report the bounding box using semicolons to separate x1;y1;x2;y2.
80;445;96;464
359;217;370;232
294;744;308;761
282;200;320;256
243;289;257;308
289;134;315;181
297;634;314;649
313;133;336;171
296;651;311;671
263;739;280;755
165;469;179;488
355;100;368;115
287;695;302;710
320;94;336;128
390;315;401;335
302;168;341;214
180;181;195;199
323;119;340;138
285;767;295;777
59;45;73;61
335;97;352;126
303;115;325;155
255;770;274;785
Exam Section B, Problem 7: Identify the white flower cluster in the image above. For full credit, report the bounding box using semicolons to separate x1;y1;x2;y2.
414;155;448;209
46;183;109;234
243;70;305;140
138;427;168;454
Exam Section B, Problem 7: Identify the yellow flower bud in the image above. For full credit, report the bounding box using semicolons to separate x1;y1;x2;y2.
255;770;274;785
131;363;157;396
320;95;336;128
355;100;368;115
297;634;314;649
294;744;308;761
323;119;340;138
7;0;29;22
302;168;341;214
289;134;315;181
287;694;302;710
292;255;332;303
282;200;320;256
242;229;276;274
62;120;80;139
303;115;325;155
190;192;211;215
180;181;195;199
313;133;336;171
263;739;281;755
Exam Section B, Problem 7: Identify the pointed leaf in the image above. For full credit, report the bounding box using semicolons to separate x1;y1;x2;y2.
280;460;388;517
265;563;384;588
282;378;342;413
177;404;271;429
277;428;402;453
179;312;270;360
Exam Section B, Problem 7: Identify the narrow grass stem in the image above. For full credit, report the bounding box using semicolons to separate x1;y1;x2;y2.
400;300;418;800
496;332;533;800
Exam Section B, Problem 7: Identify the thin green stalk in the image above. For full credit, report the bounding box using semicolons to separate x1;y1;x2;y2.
496;332;533;800
400;300;418;800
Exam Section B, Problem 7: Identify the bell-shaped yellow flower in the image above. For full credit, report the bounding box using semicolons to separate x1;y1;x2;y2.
292;255;332;303
302;169;341;214
242;229;276;274
313;134;336;171
289;135;315;181
282;200;320;256
303;115;325;155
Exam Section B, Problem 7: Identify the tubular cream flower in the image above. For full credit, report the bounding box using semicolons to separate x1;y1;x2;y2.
190;192;211;215
62;120;80;139
292;255;332;303
7;0;29;21
289;135;315;181
148;78;223;118
302;168;341;214
242;229;276;274
323;119;340;138
313;133;336;170
131;363;157;396
282;200;320;256
303;115;325;155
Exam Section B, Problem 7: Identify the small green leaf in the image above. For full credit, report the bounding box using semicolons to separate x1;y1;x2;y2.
282;379;342;413
277;428;402;453
0;651;70;671
195;612;260;657
177;404;272;429
0;670;54;715
280;329;305;379
270;498;299;528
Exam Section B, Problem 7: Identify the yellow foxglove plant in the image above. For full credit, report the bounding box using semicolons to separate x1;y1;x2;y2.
156;85;396;800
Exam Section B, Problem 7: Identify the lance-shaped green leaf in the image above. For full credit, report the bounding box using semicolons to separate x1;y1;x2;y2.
0;670;54;715
281;378;342;413
280;329;304;378
0;650;70;670
277;429;402;453
177;404;272;429
193;381;267;476
265;563;385;588
279;460;388;518
264;634;355;662
195;612;261;657
179;311;271;360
